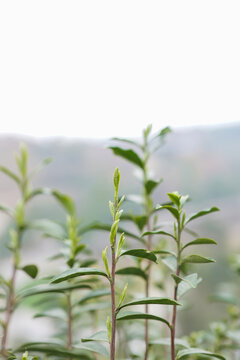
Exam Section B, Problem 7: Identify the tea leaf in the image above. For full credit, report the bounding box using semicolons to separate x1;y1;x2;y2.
185;207;219;224
116;311;171;328
0;166;20;184
156;205;179;220
51;268;108;284
118;297;180;310
182;238;217;251
119;249;157;263
22;265;38;279
145;179;163;195
181;255;215;265
109;147;143;169
52;190;75;215
141;230;175;240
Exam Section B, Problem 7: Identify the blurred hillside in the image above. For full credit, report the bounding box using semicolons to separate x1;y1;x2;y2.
0;123;239;341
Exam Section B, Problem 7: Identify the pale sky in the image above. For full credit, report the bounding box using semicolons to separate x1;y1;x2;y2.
0;1;240;139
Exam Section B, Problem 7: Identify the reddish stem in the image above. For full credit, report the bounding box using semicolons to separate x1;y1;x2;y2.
144;220;152;360
110;240;116;360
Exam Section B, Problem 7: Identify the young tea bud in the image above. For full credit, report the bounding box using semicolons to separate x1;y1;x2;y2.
113;167;120;198
102;246;111;278
110;220;119;247
106;316;112;343
117;283;128;308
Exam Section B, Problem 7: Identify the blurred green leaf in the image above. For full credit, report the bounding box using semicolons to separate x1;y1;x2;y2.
109;147;143;168
22;265;38;279
119;249;157;263
51;267;108;284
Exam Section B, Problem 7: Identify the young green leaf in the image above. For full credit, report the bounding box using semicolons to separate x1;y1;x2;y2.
117;283;128;308
113;167;120;196
51;267;108;284
182;238;217;251
51;190;75;216
185;207;219;224
167;192;181;208
110;220;119;247
156;205;179;220
181;255;215;265
145;179;163;195
0;166;20;184
177;274;202;298
141;230;175;240
109;147;144;169
119;249;157;263
102;247;111;278
116;233;125;259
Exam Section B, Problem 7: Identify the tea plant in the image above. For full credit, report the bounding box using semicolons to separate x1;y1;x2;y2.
0;144;51;357
142;191;224;359
109;124;171;359
49;168;180;360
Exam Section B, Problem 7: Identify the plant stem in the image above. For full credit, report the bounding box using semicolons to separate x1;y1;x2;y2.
66;292;72;349
1;264;17;356
110;237;116;360
170;219;181;360
144;219;152;360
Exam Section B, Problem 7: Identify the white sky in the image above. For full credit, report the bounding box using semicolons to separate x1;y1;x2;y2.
0;1;240;139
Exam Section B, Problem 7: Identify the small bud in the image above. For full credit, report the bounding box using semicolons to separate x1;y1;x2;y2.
102;247;111;278
110;219;119;247
116;233;125;259
109;201;115;218
117;283;128;308
113;168;120;197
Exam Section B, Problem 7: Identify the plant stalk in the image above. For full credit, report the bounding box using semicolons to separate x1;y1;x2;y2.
110;237;116;360
66;293;72;349
1;264;17;356
170;219;181;360
144;219;152;360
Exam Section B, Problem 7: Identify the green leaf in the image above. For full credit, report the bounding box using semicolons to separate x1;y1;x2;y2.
156;205;179;220
185;207;220;224
177;274;202;298
106;316;111;343
82;331;108;343
167;192;181;208
0;166;20;184
78;289;111;305
19;283;92;298
116;267;147;280
117;283;128;308
109;147;143;168
176;348;225;359
119;249;157;263
181;255;215;265
145;179;163;195
15;342;93;359
182;238;217;251
158;126;172;138
22;265;38;279
22;351;38;360
141;230;175;240
118;297;180;310
116;311;171;328
102;247;111;278
51;267;108;284
25;187;51;202
113;167;120;195
52;190;75;215
0;204;14;218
